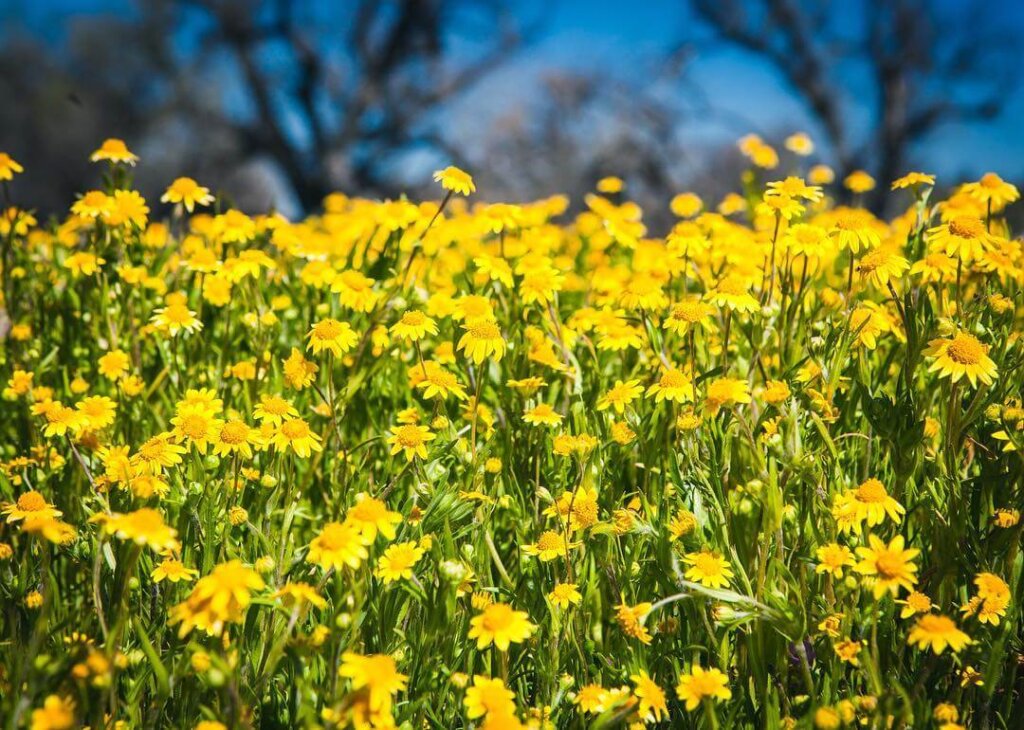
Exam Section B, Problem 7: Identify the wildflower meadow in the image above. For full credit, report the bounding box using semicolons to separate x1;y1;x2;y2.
1;135;1023;729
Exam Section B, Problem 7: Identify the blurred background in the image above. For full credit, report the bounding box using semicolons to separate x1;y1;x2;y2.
2;0;1023;228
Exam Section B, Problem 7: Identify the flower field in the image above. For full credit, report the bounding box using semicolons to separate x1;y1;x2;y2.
1;136;1023;729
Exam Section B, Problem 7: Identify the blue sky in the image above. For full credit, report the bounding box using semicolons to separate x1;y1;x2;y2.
5;0;1024;181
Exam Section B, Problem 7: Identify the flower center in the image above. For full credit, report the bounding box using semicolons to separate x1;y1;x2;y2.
313;319;343;340
395;425;423;447
219;421;249;444
482;605;514;631
468;321;500;339
856;479;888;503
280;420;309;439
18;491;47;511
948;217;984;239
660;370;687;388
536;531;562;551
875;552;904;579
181;415;208;439
947;334;984;364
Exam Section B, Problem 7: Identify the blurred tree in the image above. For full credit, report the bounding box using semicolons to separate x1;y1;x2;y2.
0;0;542;214
683;0;1020;207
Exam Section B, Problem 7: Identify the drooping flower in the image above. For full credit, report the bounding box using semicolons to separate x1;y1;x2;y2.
433;166;476;196
161;177;214;212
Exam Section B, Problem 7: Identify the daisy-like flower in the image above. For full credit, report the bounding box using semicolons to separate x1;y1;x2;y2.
152;558;199;584
815;543;855;578
106;189;149;228
675;664;732;711
547;582;582;609
891;171;935;191
132;433;186;475
854;534;919;598
833;638;863;665
30;695;76;730
469;602;536;651
391;310;438;341
523;403;563;427
705;276;760;313
925;332;997;387
619;273;668;310
211;419;256;459
761;380;791;405
346;493;402;541
833;478;905;532
76;395;117;430
630;671;668;723
668;509;698;541
783;223;829;257
171;407;222;453
597;379;643;413
101;508;179;552
767;176;822;202
960;172;1019;211
282;348;318;389
926;216;1001;262
844;170;876;193
332;270;380;312
897;591;936;619
704;377;752;414
614;601;653;643
161;177;214;212
169;560;264;637
574;684;612;714
522;530;578;561
253;394;298;426
415;362;468;401
759;192;805;221
683;549;734;588
273;582;327;609
64;252;105;277
151;300;202;336
857;247;909;288
647;366;695;404
98;350;131;380
663;298;714;335
464;675;516;719
339;652;407;715
307;520;369;571
829;208;882;252
307;318;358;357
0;152;23;180
433;166;476;196
3;490;62;523
785;132;814;155
458;318;506;363
387;423;435;461
906;614;972;654
910;252;958;283
37;401;88;438
375;541;425;583
90;138;138;165
272;417;323;457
